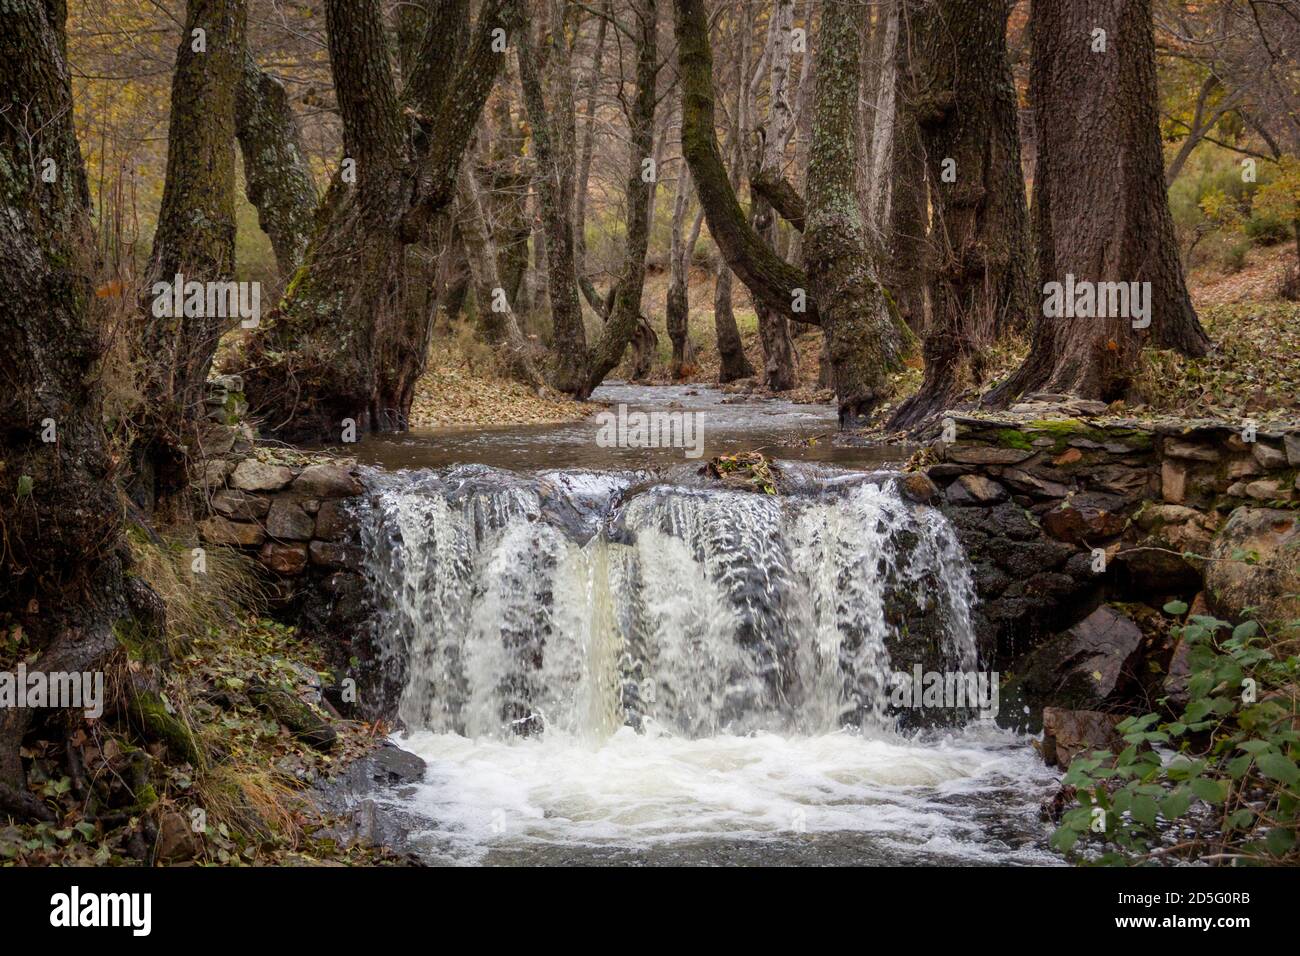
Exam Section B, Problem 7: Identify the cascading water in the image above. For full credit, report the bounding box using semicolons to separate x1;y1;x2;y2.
358;463;1059;865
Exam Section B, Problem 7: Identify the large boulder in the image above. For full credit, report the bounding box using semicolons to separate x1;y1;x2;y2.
1205;508;1300;627
1017;605;1145;709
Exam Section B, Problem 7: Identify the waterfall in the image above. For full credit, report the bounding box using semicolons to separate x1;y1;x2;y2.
360;464;980;740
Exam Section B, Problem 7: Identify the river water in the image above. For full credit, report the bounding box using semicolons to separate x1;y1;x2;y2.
349;384;1061;866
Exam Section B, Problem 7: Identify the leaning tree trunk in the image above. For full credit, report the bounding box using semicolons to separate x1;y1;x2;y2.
236;49;318;274
675;0;822;327
988;0;1210;405
140;0;246;503
0;0;125;820
888;0;1033;430
803;0;909;426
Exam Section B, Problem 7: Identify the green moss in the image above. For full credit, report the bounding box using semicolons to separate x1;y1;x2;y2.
994;428;1034;450
130;691;205;770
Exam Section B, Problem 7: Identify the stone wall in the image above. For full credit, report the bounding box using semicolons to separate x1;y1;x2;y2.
196;443;371;683
912;399;1299;722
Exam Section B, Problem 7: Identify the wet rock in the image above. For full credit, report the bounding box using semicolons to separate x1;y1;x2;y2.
309;540;364;570
1041;493;1128;544
1019;606;1144;708
211;488;270;521
1038;707;1124;769
314;499;356;541
293;462;364;498
944;474;1008;506
266;498;315;540
198;516;264;547
259;541;308;575
1205;508;1300;625
899;472;939;503
230;459;294;492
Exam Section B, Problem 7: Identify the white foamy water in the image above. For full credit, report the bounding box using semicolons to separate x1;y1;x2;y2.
390;724;1059;865
360;465;1061;865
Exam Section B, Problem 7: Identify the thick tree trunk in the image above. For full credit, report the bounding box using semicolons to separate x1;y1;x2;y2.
988;0;1210;406
804;0;908;426
241;0;513;441
141;0;246;498
0;0;125;814
236;50;318;274
675;0;822;327
889;0;1033;429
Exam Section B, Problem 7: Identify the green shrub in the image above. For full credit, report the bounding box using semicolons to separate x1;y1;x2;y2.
1052;605;1300;865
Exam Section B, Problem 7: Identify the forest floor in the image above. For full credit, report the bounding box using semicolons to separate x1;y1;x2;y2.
405;243;1298;430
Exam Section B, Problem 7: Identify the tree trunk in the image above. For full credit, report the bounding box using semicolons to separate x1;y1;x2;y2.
236;50;319;275
751;0;800;391
988;0;1210;405
517;14;588;394
675;0;822;328
667;167;698;378
141;0;246;500
455;163;545;388
241;0;513;441
803;0;908;426
0;0;125;815
577;0;660;397
889;0;1033;429
574;1;611;286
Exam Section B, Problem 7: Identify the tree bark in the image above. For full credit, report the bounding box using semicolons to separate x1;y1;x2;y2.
675;0;821;327
141;0;246;498
517;13;588;394
455;163;545;388
241;0;514;441
803;0;909;425
889;0;1033;429
236;50;318;274
751;0;800;391
988;0;1211;405
667;166;697;378
0;0;125;811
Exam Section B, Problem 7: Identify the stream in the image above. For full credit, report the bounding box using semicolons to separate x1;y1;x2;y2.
348;384;1062;865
